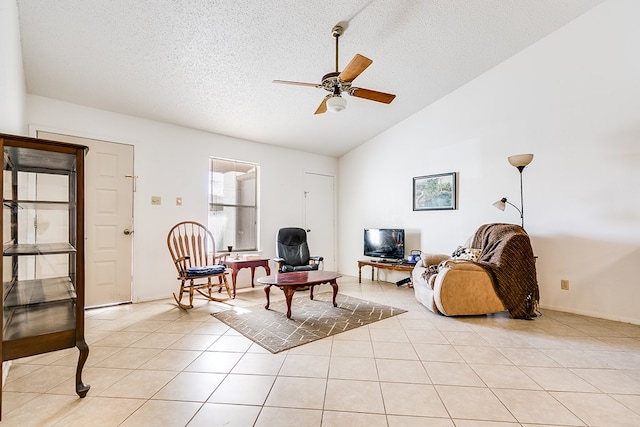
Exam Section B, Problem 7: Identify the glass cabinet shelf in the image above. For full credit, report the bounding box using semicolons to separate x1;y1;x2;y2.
3;277;76;307
3;243;76;255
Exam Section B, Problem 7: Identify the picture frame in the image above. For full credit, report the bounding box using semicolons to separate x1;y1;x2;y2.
413;172;457;211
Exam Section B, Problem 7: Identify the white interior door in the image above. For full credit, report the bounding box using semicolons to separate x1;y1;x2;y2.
303;172;336;272
37;131;134;307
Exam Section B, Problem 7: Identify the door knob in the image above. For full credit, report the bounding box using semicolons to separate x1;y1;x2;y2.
123;229;134;235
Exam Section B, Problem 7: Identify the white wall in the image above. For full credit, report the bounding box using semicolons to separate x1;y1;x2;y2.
27;95;338;302
0;0;26;134
339;0;640;324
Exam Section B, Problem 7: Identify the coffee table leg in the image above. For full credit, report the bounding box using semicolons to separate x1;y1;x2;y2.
264;285;271;310
330;280;338;307
309;284;315;300
283;286;296;318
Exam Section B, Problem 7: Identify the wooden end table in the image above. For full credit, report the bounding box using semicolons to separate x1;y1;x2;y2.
224;258;271;298
357;260;415;283
257;270;341;319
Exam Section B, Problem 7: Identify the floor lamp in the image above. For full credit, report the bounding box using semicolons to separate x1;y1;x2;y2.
493;153;534;228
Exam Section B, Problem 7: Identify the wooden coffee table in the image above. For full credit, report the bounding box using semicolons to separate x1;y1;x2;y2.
257;270;341;319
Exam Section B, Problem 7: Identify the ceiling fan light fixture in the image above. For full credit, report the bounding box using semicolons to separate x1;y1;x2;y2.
326;95;346;113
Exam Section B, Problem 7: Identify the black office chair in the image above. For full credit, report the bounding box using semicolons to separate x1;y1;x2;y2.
274;227;324;272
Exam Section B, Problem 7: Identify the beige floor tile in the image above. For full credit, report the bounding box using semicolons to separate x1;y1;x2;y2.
454;421;520;427
387;415;454;426
121;319;170;332
331;339;374;357
372;341;419;360
324;379;385;413
48;366;132;396
54;396;145;426
92;347;162;369
332;325;371;341
611;393;640;414
3;364;75;393
405;329;450;345
424;361;484;387
497;347;561;367
369;327;409;343
206;334;253;352
322;410;388;427
551;391;640;427
3;394;87;426
381;382;449;417
156;320;203;334
286;337;333;355
231;352;286;375
254;406;322;427
571;367;640;393
519;366;599;392
207;373;276;405
168;334;220;351
4;363;45;383
264;376;326;409
413;343;465;362
279;354;330;378
190;321;231;335
376;358;431;384
119;399;201;426
92;331;149;347
454;345;512;365
441;330;490;346
187;403;261;426
494;388;585;425
153;371;225;402
99;369;177;398
138;349;202;371
435;385;516;422
471;364;542;390
128;332;185;349
329;356;378;381
0;391;39;414
185;351;243;373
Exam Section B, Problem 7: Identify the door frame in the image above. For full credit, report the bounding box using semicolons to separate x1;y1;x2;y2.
302;170;337;272
29;125;135;306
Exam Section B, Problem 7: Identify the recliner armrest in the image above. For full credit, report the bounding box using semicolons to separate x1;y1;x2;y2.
309;256;323;262
273;257;285;263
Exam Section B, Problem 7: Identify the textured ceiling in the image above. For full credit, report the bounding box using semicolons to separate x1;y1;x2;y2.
16;0;604;157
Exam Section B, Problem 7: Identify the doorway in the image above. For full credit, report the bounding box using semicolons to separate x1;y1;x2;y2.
37;131;134;307
303;172;336;272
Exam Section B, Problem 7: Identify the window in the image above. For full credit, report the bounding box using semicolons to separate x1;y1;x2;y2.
208;158;258;252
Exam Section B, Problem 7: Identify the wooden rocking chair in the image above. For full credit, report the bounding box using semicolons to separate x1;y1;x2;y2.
167;221;231;309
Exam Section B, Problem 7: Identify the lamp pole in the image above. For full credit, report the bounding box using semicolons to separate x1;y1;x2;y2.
517;165;525;229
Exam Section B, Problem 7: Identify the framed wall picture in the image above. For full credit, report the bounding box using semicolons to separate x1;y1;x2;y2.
413;172;457;211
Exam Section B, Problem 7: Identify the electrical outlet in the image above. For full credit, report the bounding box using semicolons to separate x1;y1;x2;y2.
561;279;570;290
151;196;161;205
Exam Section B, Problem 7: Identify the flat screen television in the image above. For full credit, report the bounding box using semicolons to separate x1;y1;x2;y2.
364;228;405;260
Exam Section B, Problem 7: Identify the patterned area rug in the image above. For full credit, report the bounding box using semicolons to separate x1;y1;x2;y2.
212;293;407;353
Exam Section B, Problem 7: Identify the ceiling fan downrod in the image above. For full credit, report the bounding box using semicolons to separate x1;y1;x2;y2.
332;25;343;73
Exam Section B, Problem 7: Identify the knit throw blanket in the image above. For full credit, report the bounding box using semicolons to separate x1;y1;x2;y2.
472;223;539;319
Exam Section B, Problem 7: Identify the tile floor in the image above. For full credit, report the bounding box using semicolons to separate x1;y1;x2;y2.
2;276;640;426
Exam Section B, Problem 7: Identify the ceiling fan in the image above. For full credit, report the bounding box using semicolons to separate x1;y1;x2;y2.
273;24;396;114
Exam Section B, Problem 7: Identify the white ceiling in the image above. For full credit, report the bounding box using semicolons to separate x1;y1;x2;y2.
16;0;604;157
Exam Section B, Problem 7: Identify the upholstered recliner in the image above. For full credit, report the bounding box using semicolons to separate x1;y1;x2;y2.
274;227;324;272
412;223;539;319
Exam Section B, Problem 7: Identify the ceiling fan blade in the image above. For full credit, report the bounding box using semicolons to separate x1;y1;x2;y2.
314;97;328;115
350;87;396;104
273;79;321;88
339;54;373;82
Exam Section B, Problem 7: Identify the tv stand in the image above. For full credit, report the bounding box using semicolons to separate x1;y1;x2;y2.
358;260;415;283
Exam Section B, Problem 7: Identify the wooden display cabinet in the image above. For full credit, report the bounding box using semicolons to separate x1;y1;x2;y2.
0;133;89;418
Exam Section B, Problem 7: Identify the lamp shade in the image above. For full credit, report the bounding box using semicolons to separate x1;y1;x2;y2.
492;198;507;211
326;95;346;112
508;153;534;168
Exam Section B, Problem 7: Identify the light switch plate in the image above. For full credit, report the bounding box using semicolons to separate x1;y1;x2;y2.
151;196;161;205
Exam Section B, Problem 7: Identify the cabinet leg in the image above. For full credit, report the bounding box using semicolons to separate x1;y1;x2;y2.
75;340;91;397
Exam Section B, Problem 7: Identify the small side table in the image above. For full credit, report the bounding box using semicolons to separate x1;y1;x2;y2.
225;258;271;298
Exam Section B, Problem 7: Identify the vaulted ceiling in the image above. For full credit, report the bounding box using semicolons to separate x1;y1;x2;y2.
16;0;604;157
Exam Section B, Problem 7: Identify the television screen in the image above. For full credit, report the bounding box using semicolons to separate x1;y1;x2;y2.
364;228;405;260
